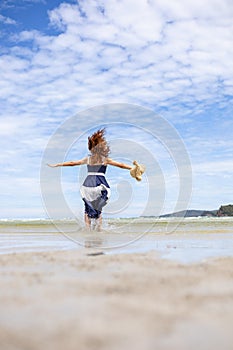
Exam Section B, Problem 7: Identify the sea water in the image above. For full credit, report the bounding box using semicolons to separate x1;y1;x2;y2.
0;217;233;263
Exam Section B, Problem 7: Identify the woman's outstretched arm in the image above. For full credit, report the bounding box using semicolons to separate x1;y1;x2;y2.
47;157;87;167
106;158;132;170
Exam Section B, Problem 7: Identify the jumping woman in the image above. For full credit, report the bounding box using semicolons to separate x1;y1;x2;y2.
48;129;145;230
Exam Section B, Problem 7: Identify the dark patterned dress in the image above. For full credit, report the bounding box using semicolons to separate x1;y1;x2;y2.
80;161;111;219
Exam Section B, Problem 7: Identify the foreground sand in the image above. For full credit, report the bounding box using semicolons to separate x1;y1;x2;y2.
0;249;233;350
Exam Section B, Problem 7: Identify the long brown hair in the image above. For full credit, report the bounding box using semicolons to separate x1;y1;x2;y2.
88;128;110;163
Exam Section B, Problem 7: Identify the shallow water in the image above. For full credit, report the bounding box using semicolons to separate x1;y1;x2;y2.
0;217;233;263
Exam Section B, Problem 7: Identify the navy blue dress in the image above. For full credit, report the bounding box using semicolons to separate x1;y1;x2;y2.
80;163;111;219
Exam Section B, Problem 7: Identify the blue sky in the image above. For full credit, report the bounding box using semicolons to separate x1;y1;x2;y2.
0;0;233;218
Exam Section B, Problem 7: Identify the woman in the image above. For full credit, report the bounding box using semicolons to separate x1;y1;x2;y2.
48;129;134;230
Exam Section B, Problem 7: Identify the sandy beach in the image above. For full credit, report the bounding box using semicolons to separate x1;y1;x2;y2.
1;247;233;350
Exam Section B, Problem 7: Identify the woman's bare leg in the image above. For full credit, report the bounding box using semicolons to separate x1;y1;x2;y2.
84;213;91;229
96;215;102;231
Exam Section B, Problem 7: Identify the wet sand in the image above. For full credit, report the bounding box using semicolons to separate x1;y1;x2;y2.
1;248;233;350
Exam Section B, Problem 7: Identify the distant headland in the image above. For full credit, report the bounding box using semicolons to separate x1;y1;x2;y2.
160;204;233;218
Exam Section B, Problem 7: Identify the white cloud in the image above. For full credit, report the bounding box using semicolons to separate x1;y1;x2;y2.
3;0;232;113
0;14;16;25
156;0;233;20
193;160;233;175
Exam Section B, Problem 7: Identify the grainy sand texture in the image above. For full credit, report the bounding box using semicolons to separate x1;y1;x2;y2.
1;249;233;350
